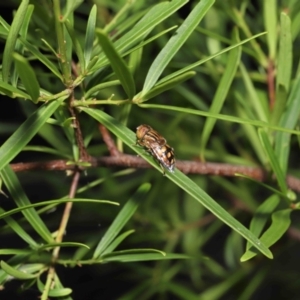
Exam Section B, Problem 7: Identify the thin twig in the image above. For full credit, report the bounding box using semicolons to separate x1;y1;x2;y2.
42;171;81;300
98;124;120;156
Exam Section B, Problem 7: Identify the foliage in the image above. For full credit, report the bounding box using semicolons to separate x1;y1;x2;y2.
0;0;300;299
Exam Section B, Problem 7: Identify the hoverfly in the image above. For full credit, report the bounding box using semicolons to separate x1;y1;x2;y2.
136;124;175;175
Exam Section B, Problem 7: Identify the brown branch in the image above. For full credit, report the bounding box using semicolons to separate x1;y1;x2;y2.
9;156;300;192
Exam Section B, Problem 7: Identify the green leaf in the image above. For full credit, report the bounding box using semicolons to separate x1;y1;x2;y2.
37;242;90;251
277;12;292;92
138;103;300;135
101;250;190;262
93;183;151;258
240;63;268;122
0;198;118;219
90;0;188;73
156;32;267;87
136;71;196;103
20;38;62;81
272;12;292;125
241;209;292;261
1;165;53;243
0;98;64;171
200;28;241;160
13;52;40;103
11;4;34;87
85;80;121;99
2;0;29;82
263;0;277;59
64;19;85;72
62;0;83;21
0;207;38;247
101;230;135;256
0;249;34;255
97;29;136;99
1;260;37;280
82;108;273;259
0;80;30;98
84;4;97;67
141;0;215;95
258;129;288;194
245;194;280;250
274;75;300;175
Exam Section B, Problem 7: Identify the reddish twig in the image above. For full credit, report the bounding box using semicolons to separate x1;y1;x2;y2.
98;124;120;156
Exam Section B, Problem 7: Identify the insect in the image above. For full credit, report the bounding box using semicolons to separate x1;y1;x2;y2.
136;124;175;175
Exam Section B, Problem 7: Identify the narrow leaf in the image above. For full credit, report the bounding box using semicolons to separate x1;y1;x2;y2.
246;194;280;250
0;207;38;247
84;5;97;67
263;0;277;59
64;19;85;72
258;129;288;194
1;260;37;280
13;52;40;103
0;98;64;171
274;76;300;175
97;29;136;99
1;165;53;243
200;28;241;159
93;183;151;258
0;80;30;99
2;0;29;82
241;209;291;261
142;0;215;95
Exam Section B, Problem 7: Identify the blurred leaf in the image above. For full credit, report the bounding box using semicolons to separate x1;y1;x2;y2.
1;165;54;243
2;0;29;82
0;80;30;98
65;19;85;72
263;0;277;59
258;129;288;194
200;28;241;160
246;194;280;250
90;0;188;73
13;52;40;103
0;207;38;247
137;71;196;103
241;209;292;261
0;98;64;171
82;108;273;259
20;38;62;81
0;260;37;280
141;0;215;95
101;250;190;262
139;103;300;135
93;183;151;258
101;230;135;256
97;29;136;99
272;12;292;125
274;75;300;175
0;198;118;219
11;4;34;86
84;4;97;68
157;32;267;86
62;0;83;21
